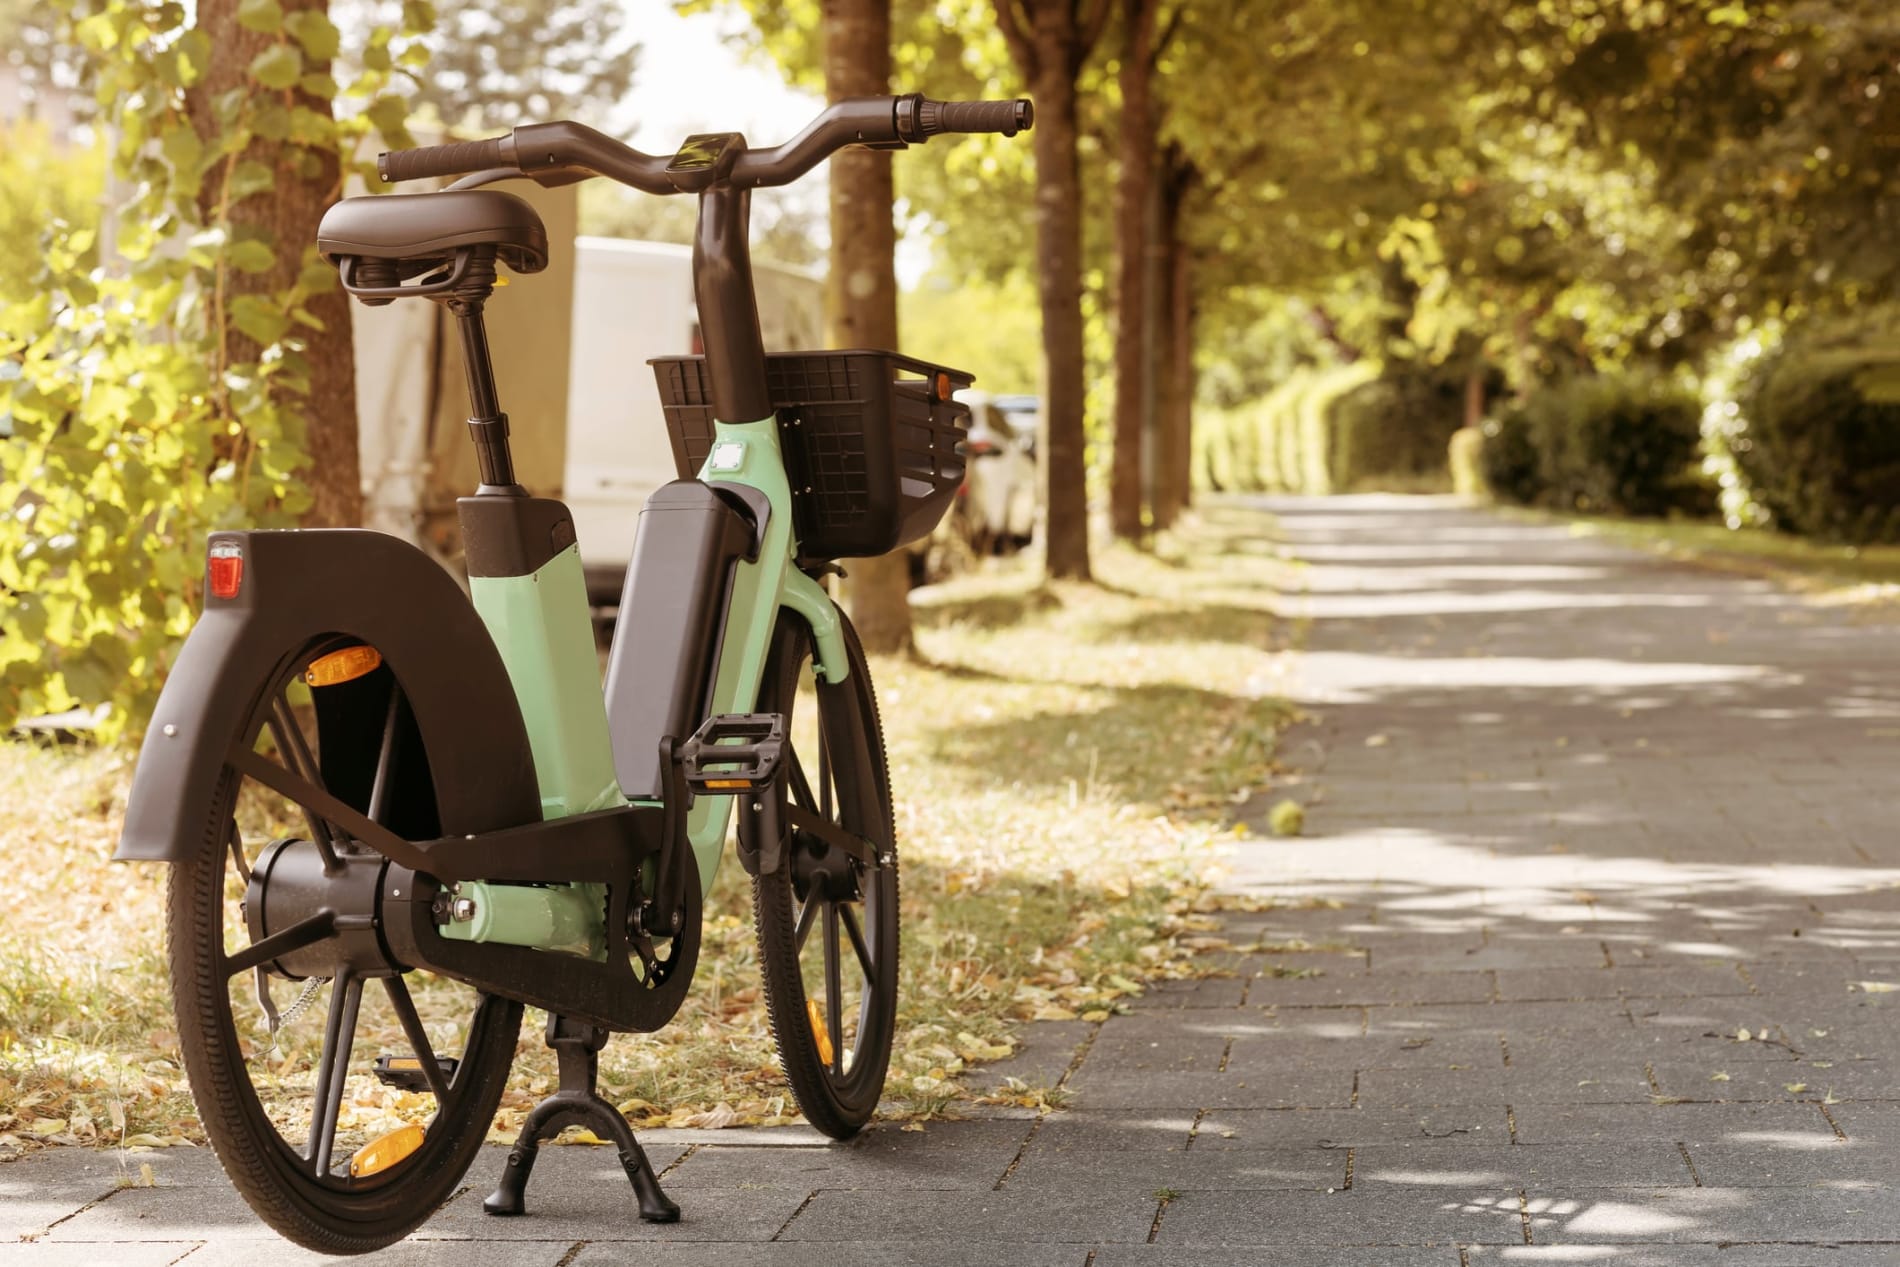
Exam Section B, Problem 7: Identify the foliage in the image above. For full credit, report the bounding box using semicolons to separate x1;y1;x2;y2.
1326;364;1466;491
1193;361;1377;496
0;503;1300;1145
901;268;1043;397
1483;372;1712;519
337;0;636;131
0;0;433;737
1733;311;1900;544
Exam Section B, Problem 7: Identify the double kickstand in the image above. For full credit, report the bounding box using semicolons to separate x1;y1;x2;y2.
483;1013;679;1223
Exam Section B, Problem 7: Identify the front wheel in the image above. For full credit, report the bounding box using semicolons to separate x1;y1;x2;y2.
751;613;899;1138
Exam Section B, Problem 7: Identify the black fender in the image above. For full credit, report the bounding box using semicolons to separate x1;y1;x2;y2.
116;529;541;863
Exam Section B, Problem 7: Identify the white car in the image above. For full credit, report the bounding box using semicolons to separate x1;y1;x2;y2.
956;391;1037;554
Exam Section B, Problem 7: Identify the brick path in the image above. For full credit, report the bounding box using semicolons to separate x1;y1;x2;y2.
5;494;1898;1264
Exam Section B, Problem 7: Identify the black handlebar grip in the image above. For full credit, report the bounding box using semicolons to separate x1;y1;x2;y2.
918;98;1035;138
378;136;510;183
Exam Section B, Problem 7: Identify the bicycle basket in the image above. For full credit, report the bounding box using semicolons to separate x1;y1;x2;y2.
650;350;975;559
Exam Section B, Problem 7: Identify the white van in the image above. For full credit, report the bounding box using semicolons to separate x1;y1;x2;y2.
562;237;823;604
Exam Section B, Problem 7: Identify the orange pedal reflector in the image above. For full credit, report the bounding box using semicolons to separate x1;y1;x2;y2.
703;778;753;790
349;1123;425;1178
306;645;383;688
807;998;834;1066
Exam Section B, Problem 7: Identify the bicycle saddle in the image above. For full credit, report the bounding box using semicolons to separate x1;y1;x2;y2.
317;190;548;274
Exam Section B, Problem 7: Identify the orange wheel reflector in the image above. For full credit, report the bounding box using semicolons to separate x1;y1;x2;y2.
306;645;383;688
349;1123;425;1178
807;998;834;1066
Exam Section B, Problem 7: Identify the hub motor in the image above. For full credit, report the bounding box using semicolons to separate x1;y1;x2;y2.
244;838;401;980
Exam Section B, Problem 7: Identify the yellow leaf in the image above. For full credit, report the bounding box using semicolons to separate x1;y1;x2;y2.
28;1119;67;1136
1855;981;1897;994
1785;1083;1808;1094
1709;1072;1730;1082
1081;1009;1111;1023
1030;1006;1077;1022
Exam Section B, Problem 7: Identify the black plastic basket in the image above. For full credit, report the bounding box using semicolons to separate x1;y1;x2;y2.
651;350;974;559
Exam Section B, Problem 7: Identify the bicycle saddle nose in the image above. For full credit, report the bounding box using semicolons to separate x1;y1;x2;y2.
317;190;549;275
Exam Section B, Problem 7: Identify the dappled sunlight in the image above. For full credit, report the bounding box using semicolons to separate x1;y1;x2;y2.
1295;652;1778;705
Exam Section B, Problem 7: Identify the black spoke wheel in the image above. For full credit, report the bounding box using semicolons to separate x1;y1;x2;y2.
751;614;898;1138
167;636;522;1253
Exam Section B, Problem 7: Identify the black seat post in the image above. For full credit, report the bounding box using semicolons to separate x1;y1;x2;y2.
439;246;520;493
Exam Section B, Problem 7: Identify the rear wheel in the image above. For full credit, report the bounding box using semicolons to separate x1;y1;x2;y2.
751;614;899;1138
167;637;522;1253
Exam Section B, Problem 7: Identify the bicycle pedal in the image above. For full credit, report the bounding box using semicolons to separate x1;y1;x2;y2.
372;1053;459;1092
678;713;786;793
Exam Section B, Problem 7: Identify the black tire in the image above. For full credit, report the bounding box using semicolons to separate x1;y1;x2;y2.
751;614;899;1138
167;637;522;1253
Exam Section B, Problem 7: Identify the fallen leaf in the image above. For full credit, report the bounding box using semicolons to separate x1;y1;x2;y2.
1855;981;1897;994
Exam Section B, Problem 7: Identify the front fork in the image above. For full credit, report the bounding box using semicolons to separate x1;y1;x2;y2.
445;415;844;950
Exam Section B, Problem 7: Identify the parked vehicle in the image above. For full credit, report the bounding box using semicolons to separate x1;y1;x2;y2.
956;390;1038;554
115;92;1033;1252
564;238;823;606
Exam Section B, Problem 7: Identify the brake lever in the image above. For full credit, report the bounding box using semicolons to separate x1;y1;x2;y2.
446;165;594;191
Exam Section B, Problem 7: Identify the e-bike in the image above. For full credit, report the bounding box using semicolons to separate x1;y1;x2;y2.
114;91;1033;1253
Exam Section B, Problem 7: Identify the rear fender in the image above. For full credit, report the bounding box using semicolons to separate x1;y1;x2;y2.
115;529;541;863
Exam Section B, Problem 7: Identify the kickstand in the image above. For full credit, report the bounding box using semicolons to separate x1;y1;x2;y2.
483;1013;679;1223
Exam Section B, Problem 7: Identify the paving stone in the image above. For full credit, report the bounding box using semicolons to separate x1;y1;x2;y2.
1065;1070;1353;1111
1352;1065;1507;1107
1091;1248;1460;1266
1193;1107;1509;1149
1250;970;1495;1008
777;1188;1157;1243
1465;1248;1900;1266
1352;1142;1693;1189
1125;978;1250;1010
1508;1102;1840;1146
1680;1138;1897;1187
1004;1145;1343;1191
1153;1187;1530;1246
1031;1111;1199;1152
425;1182;809;1242
1524;1186;1900;1243
665;1140;1018;1190
0;1154;126;1240
968;1020;1093;1090
565;1244;1092;1267
182;1243;571;1265
0;1248;195;1266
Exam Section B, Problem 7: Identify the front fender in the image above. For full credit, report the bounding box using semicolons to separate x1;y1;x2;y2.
116;529;541;863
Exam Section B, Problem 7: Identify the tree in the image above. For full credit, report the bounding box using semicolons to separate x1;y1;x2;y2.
187;0;361;528
821;0;914;653
336;0;638;132
1107;0;1160;539
994;0;1112;580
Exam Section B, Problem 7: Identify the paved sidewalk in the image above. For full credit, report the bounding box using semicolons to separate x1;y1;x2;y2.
6;494;1898;1264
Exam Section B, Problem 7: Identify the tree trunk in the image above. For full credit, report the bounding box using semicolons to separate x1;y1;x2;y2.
1027;21;1092;580
1108;0;1158;541
822;0;912;653
1152;149;1195;530
189;0;361;528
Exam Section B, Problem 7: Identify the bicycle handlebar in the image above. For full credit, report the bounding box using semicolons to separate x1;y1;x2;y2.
376;93;1034;192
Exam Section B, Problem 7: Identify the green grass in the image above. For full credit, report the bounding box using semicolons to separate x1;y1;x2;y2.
1509;507;1900;598
0;500;1296;1150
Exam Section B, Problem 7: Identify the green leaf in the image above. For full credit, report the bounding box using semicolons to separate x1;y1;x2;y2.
176;29;212;85
298;73;338;100
227;240;277;275
227;159;275;204
1705;4;1750;27
159;124;203;177
229;295;291;346
236;0;284;34
249;43;303;91
285;10;342;61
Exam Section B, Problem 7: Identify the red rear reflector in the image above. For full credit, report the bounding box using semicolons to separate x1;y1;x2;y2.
207;543;243;600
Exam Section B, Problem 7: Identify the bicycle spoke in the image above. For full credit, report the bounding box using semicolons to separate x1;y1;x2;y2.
266;699;342;873
307;972;363;1177
822;901;843;1076
838;902;874;984
223;911;337;980
786;745;818;815
382;975;451;1102
227;819;252;885
793;890;820;953
366;686;403;825
818;720;833;822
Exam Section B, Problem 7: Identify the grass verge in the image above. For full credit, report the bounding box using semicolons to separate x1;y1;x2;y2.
1503;506;1900;601
0;499;1293;1152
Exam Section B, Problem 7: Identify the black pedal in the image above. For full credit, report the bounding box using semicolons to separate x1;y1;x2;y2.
677;713;786;794
372;1053;459;1092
